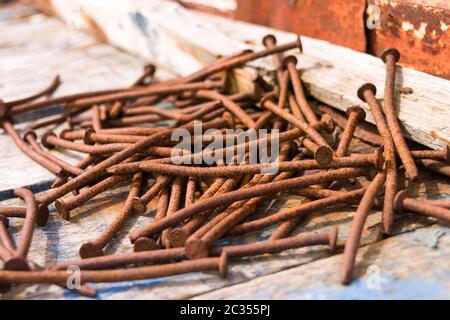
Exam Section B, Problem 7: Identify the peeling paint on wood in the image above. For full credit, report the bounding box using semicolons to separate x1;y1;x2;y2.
370;0;450;79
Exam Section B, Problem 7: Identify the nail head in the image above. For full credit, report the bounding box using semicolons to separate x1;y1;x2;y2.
41;131;57;149
381;48;400;63
357;83;377;102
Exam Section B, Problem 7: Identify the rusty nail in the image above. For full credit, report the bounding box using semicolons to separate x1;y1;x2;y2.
0;253;229;286
13;188;38;258
132;176;171;214
335;106;366;157
129;167;368;242
357;83;398;236
261;96;330;147
223;228;338;259
284;55;319;125
411;146;450;164
381;48;419;181
54;174;130;220
4;75;61;108
299;136;334;165
394;190;450;224
340;171;386;285
79;173;143;258
1;120;64;176
229;188;366;236
416;159;450;178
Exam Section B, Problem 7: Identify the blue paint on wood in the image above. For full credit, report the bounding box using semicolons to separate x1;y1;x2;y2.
298;277;449;300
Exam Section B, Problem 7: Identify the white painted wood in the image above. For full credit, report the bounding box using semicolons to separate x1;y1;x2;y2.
37;0;450;150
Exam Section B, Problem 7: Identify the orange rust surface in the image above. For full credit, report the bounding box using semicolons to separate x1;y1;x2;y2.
370;0;450;79
235;0;367;52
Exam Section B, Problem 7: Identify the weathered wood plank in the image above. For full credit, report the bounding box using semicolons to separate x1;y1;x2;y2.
193;225;450;299
32;0;450;150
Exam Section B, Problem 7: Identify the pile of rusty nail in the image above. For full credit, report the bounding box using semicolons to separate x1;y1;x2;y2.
0;34;449;297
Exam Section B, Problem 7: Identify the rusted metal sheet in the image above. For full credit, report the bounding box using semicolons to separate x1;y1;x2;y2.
369;0;450;79
235;0;367;52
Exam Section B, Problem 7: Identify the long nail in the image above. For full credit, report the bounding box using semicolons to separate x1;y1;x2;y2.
416;159;450;178
229;188;366;236
42;131;134;155
69;80;224;109
335;106;366;157
0;253;229;285
394;190;450;224
5;75;61;108
318;104;383;146
79;172;143;258
261;96;329;147
284;55;319;125
181;37;302;83
132;176;171;213
24;130;84;177
299;136;334;165
223;228;338;258
134;186;170;252
9;86;132;116
161;177;185;248
262;34;284;79
13;188;38;258
340;171;386;285
54;175;130;220
194;90;256;129
357;83;398;236
381;48;419;181
1;120;64;176
168;177;239;248
0;205;49;227
137;150;382;178
411;146;450;163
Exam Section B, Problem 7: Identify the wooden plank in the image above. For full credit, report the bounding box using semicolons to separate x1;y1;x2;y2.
0;13;171;197
193;225;450;299
1;170;448;299
31;0;450;150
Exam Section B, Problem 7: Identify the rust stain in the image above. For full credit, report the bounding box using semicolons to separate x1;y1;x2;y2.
80;10;108;43
371;0;450;79
430;131;450;146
